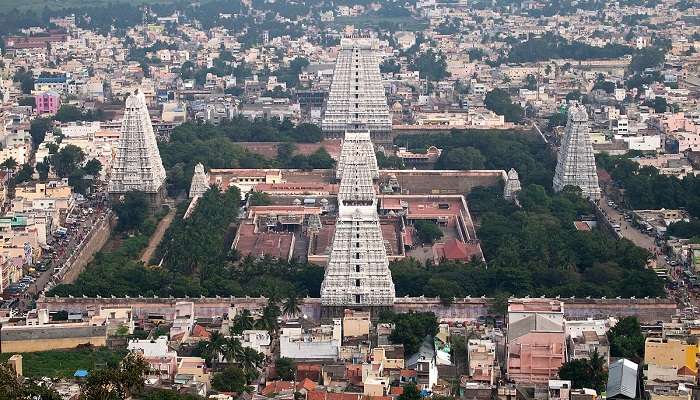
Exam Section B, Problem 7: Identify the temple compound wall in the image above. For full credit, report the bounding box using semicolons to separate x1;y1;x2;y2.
38;296;677;324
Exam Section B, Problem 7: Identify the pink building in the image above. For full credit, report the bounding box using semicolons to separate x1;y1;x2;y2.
34;92;61;115
507;299;566;384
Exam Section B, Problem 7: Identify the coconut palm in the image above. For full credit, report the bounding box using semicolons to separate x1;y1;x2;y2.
222;336;244;365
282;293;302;318
258;303;281;334
238;347;265;374
231;309;256;335
203;331;226;366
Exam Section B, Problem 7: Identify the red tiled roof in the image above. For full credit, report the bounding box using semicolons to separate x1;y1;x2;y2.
262;381;296;396
400;369;417;378
297;378;317;392
433;238;481;261
390;387;404;396
191;324;211;338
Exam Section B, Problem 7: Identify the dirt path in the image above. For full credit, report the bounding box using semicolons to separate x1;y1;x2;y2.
140;208;177;264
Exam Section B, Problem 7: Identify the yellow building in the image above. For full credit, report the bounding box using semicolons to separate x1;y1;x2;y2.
342;309;370;339
644;338;699;373
371;345;405;370
1;323;107;353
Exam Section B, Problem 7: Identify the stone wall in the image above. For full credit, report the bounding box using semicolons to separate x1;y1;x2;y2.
38;296;677;324
60;212;113;284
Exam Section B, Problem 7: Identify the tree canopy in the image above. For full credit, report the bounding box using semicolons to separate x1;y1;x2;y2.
484;89;524;123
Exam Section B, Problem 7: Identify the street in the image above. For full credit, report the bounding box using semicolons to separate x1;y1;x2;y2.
4;193;111;310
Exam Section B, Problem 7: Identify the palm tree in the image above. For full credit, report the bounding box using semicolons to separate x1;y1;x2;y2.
231;309;256;335
222;337;244;365
282;293;302;318
203;331;226;366
239;347;265;374
259;303;281;334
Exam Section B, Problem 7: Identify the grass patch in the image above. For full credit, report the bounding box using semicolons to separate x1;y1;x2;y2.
0;347;126;378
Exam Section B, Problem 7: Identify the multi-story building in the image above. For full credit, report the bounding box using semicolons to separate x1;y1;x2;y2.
506;299;566;384
34;91;61;115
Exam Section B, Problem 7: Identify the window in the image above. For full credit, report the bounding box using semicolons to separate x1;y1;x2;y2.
355;279;361;287
355;294;361;303
355;265;361;272
355;253;360;259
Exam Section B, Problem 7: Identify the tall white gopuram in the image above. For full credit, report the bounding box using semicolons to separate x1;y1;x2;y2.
189;163;210;198
108;90;167;204
336;130;378;181
553;105;601;200
322;36;391;143
320;130;395;316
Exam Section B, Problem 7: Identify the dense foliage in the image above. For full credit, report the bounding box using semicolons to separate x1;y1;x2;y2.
597;153;700;217
607;317;645;362
507;34;634;63
558;350;607;393
409;49;450;81
395;130;554;188
484;89;524;123
413;220;444;244
387;131;663;299
379;311;439;355
160;117;324;194
50;188;323;298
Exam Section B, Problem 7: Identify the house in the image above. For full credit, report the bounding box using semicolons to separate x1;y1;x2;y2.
406;336;438;390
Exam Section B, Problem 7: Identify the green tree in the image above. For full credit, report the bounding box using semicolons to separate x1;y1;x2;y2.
485;89;524;122
558;349;607;393
398;383;422;400
258;302;281;334
54;105;85;122
413;220;444;244
203;331;227;366
276;357;296;380
410;49;450;81
13;163;34;184
222;336;244;364
231;309;256;335
607;317;645;362
0;157;17;170
30;117;53;145
83;159;103;177
566;91;582;102
248;191;272;206
380;59;401;74
36;160;50;181
212;366;249;393
282;293;302;318
436;147;485;170
112;191;149;232
52;144;86;178
380;311;439;355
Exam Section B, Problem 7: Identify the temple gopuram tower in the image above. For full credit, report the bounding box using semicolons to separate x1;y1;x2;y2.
108;89;167;209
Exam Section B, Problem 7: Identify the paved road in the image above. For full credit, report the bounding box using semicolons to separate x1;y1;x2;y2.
6;196;110;309
598;192;667;271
